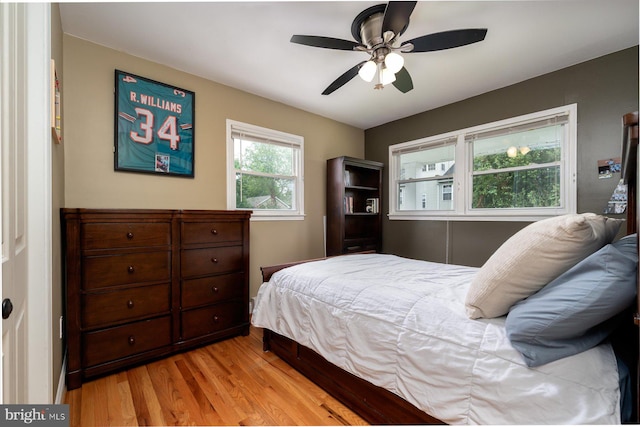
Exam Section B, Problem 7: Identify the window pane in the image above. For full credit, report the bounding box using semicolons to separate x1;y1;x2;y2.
398;179;454;211
234;138;294;175
399;145;454;180
472;125;563;172
472;166;560;208
235;172;295;210
471;123;563;210
397;144;454;211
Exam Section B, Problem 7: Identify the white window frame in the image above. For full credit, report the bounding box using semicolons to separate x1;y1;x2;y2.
389;104;577;221
226;119;304;220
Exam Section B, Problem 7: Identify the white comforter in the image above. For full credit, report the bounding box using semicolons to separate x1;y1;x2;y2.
252;254;621;425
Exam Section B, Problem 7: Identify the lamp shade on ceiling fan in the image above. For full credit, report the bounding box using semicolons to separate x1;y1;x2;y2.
358;60;377;82
384;52;404;73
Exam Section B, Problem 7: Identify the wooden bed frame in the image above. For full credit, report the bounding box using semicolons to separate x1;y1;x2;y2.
259;112;640;425
260;261;440;424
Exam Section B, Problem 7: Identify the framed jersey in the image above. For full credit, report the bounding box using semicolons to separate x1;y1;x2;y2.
114;70;195;177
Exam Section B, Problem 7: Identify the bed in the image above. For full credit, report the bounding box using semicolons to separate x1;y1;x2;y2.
251;112;639;425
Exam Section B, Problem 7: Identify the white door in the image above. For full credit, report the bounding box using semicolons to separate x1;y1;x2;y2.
0;2;52;404
1;2;29;404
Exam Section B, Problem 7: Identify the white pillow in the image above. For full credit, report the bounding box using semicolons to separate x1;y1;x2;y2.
465;213;623;319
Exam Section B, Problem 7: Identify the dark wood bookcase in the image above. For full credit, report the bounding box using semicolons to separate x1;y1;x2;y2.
326;156;383;256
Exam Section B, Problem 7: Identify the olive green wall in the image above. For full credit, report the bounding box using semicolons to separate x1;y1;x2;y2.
62;35;364;299
365;47;639;267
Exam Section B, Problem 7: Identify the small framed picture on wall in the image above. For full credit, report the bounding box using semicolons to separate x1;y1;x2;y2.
114;70;195;177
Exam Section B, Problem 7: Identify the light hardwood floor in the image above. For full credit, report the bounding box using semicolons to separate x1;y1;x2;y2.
64;326;368;426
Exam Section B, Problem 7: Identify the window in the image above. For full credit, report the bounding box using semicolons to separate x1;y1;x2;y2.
442;184;452;201
393;138;456;212
389;104;577;221
227;120;304;220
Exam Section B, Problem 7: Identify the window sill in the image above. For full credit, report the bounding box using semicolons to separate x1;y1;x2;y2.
388;212;571;222
249;213;306;221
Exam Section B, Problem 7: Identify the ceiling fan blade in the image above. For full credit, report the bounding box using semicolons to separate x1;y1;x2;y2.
290;35;360;51
322;61;366;95
392;67;413;93
382;1;417;38
403;29;488;53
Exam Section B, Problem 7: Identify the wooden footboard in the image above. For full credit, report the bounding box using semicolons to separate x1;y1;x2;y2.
263;329;442;425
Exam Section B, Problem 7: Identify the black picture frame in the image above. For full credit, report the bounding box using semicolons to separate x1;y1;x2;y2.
114;70;195;177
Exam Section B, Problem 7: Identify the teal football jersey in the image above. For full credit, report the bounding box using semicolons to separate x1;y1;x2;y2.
116;71;194;175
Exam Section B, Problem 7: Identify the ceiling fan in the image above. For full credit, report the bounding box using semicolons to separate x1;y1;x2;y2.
290;1;487;95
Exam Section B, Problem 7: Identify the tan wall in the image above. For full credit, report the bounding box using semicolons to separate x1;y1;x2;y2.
62;35;364;298
51;3;65;399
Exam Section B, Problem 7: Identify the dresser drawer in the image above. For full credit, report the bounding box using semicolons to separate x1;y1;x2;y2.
181;273;244;309
181;245;243;278
181;221;242;245
82;283;171;329
83;251;170;290
181;301;245;340
82;222;170;250
82;316;171;367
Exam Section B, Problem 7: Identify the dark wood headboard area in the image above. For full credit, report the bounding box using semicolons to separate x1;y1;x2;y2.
622;111;638;235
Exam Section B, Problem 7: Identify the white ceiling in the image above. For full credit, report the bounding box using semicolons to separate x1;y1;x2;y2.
59;1;639;130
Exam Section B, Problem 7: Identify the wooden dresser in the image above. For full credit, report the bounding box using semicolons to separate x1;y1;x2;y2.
62;209;251;389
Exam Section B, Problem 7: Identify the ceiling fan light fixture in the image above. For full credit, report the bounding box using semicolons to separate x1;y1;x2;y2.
380;66;396;86
290;1;488;95
384;51;404;73
359;60;377;82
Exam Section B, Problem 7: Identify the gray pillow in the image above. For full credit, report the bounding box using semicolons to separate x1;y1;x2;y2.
505;234;638;367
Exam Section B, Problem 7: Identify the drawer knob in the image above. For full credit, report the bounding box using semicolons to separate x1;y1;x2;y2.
126;232;134;240
211;257;218;263
127;265;135;273
211;229;218;235
127;299;134;309
211;286;219;293
213;315;219;323
128;336;136;345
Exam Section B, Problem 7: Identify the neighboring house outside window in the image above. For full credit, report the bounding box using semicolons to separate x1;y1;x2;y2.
389;104;577;221
226;119;304;220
